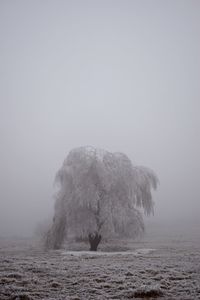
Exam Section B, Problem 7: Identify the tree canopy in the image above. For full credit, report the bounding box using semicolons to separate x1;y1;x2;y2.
45;146;158;250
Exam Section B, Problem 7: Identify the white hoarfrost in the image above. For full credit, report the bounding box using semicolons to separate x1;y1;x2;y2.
1;233;200;300
45;146;158;249
61;248;155;257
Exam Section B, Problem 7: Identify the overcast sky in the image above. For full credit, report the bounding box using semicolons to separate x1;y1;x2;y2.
0;0;200;236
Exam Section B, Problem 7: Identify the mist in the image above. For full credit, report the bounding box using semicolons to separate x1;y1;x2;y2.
0;0;200;237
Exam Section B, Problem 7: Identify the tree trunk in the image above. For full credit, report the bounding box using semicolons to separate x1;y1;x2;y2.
88;233;101;251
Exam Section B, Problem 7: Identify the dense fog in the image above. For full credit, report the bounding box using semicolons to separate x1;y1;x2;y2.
0;0;200;237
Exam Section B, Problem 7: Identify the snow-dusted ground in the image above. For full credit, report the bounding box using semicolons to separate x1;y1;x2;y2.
0;226;200;300
61;249;155;257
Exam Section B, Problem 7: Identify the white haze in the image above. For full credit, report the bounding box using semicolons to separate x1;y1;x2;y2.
0;0;199;236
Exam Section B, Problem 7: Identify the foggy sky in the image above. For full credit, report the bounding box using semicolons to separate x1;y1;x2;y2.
0;0;200;236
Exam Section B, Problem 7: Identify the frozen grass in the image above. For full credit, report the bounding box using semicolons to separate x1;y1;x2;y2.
0;231;200;300
61;248;155;257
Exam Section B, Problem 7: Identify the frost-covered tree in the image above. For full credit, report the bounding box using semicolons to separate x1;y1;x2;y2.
45;146;158;251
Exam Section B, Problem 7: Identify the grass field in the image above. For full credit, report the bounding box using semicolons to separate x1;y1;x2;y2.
0;223;200;299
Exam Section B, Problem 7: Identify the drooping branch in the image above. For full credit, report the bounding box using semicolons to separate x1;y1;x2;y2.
45;146;159;250
45;213;66;249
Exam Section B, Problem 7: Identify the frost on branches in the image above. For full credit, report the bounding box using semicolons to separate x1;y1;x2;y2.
45;146;158;251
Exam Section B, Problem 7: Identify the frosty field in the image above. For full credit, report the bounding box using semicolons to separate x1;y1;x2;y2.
0;225;200;300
